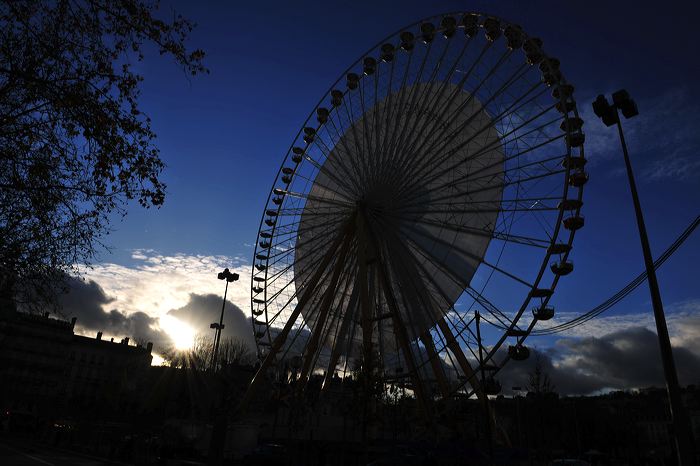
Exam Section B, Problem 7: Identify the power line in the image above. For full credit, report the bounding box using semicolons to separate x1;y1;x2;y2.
488;215;699;335
534;215;699;335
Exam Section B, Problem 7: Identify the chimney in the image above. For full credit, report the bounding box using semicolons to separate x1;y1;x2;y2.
70;317;77;329
96;332;102;341
146;342;153;354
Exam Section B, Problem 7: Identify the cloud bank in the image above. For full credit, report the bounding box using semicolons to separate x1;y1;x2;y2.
56;250;254;357
52;249;699;392
497;326;700;395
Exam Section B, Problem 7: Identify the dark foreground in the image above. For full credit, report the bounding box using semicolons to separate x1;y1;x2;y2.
0;438;133;466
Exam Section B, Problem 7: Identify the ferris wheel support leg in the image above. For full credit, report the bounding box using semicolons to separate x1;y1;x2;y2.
436;317;483;397
296;229;356;390
238;220;355;414
357;210;377;391
435;317;504;446
420;332;451;399
375;257;434;426
321;284;360;391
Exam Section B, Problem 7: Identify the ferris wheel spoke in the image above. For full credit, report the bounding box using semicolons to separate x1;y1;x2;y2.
346;87;378;193
398;93;558;207
265;231;350;301
262;224;337;260
269;236;355;331
373;58;398;186
398;79;551;200
391;48;518;185
464;286;514;329
288;163;357;202
382;38;455;180
394;57;534;194
384;37;475;177
308;136;365;199
395;220;535;289
377;213;490;344
375;45;418;184
327;90;368;190
386;215;552;249
403;149;566;212
415;195;563;209
343;88;375;191
261;241;342;292
273;206;349;219
357;67;381;179
261;224;335;265
374;45;424;186
397;205;559;217
322;109;370;195
421;164;567;209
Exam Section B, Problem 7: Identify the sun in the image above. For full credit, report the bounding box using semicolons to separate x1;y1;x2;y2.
160;315;195;350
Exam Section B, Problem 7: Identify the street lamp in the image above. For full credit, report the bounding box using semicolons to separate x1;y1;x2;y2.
211;268;239;371
592;90;695;465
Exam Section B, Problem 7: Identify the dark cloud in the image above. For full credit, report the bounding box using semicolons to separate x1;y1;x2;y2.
167;293;255;350
496;327;700;395
59;276;172;349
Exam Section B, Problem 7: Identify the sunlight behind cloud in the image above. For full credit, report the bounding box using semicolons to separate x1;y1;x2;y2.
160;315;195;350
85;250;250;320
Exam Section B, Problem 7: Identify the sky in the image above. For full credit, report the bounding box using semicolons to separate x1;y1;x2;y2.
59;0;700;393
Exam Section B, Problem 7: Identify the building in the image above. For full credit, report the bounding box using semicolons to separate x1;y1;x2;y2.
0;307;152;424
0;309;74;416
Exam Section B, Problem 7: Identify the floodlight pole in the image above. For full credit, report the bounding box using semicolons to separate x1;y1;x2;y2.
211;268;239;371
593;91;695;465
211;280;228;370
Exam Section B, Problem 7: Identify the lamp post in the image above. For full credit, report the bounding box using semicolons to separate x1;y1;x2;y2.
211;267;239;371
592;90;695;465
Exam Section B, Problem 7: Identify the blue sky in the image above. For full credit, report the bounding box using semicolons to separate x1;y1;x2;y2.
69;1;700;386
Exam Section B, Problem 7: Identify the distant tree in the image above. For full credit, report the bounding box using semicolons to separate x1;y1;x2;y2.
0;0;207;310
168;335;253;371
527;352;557;395
217;336;254;367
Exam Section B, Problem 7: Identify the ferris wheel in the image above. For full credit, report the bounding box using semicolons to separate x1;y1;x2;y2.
244;12;587;415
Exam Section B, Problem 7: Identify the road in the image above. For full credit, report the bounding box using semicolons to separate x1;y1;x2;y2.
0;440;131;466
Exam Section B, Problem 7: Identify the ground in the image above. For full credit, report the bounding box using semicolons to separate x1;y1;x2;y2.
0;439;133;466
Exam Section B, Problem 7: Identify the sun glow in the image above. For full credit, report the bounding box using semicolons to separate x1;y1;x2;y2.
160;315;195;350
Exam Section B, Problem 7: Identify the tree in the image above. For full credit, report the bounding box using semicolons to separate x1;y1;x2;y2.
526;352;557;396
0;0;206;309
168;335;253;371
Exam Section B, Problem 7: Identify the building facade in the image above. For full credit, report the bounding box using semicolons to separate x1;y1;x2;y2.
0;307;152;423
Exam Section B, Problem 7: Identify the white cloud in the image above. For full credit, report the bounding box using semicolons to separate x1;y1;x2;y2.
530;298;700;356
85;249;251;322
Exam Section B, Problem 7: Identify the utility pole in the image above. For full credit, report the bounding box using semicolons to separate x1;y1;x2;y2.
593;90;696;465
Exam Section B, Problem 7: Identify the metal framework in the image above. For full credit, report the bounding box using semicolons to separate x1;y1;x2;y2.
243;12;587;420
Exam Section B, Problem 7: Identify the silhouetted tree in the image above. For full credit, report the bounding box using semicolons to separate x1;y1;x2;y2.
527;352;556;395
0;1;206;309
168;335;253;371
